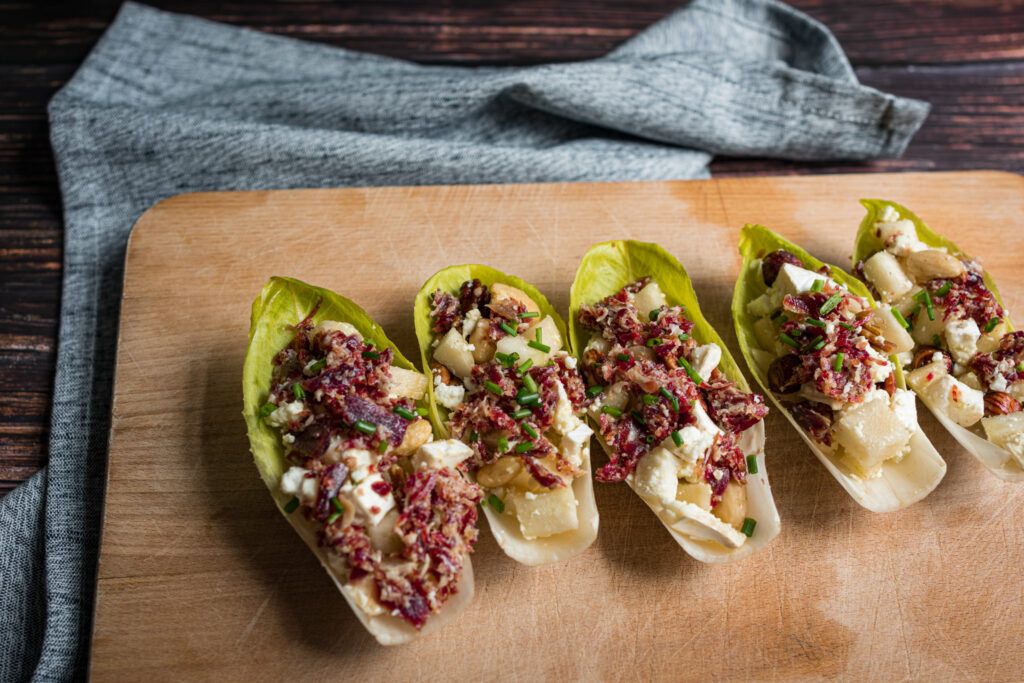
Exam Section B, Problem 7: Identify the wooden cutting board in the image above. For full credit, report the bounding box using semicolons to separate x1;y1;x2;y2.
92;171;1024;681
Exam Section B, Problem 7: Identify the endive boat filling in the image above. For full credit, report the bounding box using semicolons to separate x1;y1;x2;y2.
261;310;482;629
857;205;1024;465
578;278;767;546
428;279;593;541
747;251;920;478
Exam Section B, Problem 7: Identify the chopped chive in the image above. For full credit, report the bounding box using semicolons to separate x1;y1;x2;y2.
771;312;787;325
519;311;540;319
354;420;377;435
659;386;680;412
469;431;479;443
586;385;605;399
512;408;532;420
891;308;911;330
484;380;503;396
671;430;683;447
515;441;534;454
746;455;758;475
819;293;843;315
307;358;327;374
497;436;509;453
922;290;935;321
378;440;388;454
362;350;380;360
833;353;845;372
778;333;800;349
516;359;534;375
499;321;517;336
416;406;429;417
810;279;824;293
740;517;757;537
804;338;825;352
616;353;631;362
535;327;543;343
1016;362;1024;373
932;334;942;348
516;392;540;405
494;351;513;366
521;423;539;439
677;358;703;385
645;434;655;444
985;317;1002;333
283;497;300;514
259;402;276;417
642;394;658;406
678;333;690;341
527;340;551;353
292;382;305;399
646;337;662;347
839;322;855;332
365;339;376;348
331;497;344;513
631;410;646;425
394;406;417;420
936;281;953;297
486;493;505;513
805;318;826;328
326;510;342;525
649;309;659;321
601;405;623;418
522;374;538;394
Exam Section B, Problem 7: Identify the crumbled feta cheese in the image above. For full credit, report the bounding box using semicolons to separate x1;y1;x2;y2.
552;381;579;435
890;389;919;434
863;344;894;383
632;448;680;506
266;400;305;428
412;439;473;470
282;433;296;445
280;466;318;504
661;422;718;480
876;212;928;256
433;375;465;410
945;318;981;365
896;351;913;367
774;263;836;298
879;205;900;223
689;343;722;382
352;473;395;526
559;422;594;470
991;373;1009;393
461;308;481;338
562;353;578;369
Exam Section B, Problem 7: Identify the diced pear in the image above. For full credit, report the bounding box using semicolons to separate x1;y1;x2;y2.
906;360;948;394
981;412;1024;465
490;283;539;315
313;320;362;340
833;395;913;470
495;316;562;365
712;482;747;530
433;327;476;378
387;366;427;400
512;486;578;540
875;306;915;355
911;308;947;346
863;251;914;302
676;481;712;511
924;375;985;427
634;281;667;316
977;321;1009;353
753;316;779;353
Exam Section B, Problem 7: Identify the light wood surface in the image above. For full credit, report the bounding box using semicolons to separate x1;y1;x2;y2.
92;172;1024;681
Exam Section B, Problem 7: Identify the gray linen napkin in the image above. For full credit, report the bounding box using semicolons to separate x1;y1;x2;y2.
0;1;928;679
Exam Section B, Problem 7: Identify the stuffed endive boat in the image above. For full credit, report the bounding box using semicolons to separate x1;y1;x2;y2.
243;277;482;645
734;226;946;512
414;266;599;566
569;241;780;563
854;200;1024;481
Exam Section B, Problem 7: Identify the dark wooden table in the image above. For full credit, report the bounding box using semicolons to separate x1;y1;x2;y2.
2;1;1023;496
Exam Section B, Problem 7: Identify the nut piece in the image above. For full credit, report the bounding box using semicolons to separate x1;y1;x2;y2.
395;419;433;456
767;355;803;395
984;391;1022;416
430;361;457;386
904;249;966;283
912;346;953;373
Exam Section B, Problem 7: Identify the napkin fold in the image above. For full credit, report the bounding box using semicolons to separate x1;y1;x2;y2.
0;1;927;678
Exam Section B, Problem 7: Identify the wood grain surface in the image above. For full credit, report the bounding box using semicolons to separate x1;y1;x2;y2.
91;171;1024;681
2;1;1024;495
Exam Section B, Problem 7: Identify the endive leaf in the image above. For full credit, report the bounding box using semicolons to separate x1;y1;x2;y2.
242;276;471;645
733;226;946;511
569;240;780;563
854;201;1022;481
414;266;597;566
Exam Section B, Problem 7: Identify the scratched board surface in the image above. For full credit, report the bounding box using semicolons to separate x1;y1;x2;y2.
92;172;1024;681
